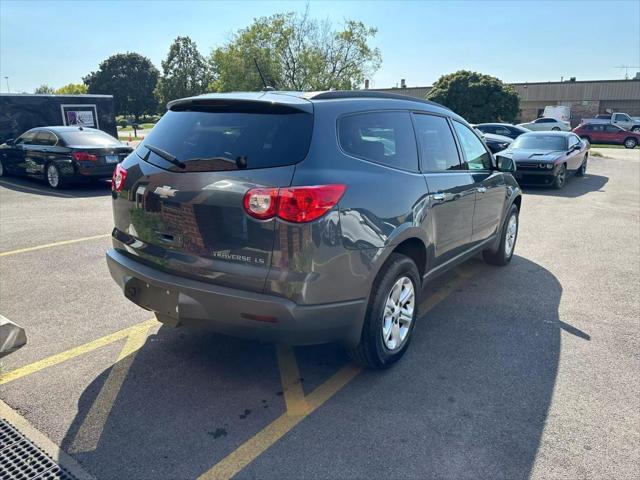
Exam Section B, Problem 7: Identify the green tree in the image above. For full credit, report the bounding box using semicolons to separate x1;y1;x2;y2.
55;83;88;95
210;10;381;92
427;70;520;123
83;53;159;119
33;84;55;94
156;36;210;105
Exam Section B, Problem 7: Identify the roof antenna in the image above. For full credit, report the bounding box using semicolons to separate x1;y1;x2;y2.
253;58;274;91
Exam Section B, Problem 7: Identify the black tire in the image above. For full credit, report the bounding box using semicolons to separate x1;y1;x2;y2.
551;127;561;131
631;126;640;133
45;163;66;189
346;253;420;369
576;154;587;177
483;204;519;266
624;137;637;149
553;164;567;189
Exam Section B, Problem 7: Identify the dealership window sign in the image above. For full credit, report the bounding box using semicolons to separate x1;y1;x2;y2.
60;104;99;128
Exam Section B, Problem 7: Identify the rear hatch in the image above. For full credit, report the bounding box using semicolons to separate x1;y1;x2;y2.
112;94;314;292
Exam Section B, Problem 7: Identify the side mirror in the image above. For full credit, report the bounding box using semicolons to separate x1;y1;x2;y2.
5;138;14;146
496;155;516;173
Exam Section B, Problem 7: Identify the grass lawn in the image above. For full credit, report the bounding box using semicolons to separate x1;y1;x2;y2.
118;123;155;131
590;144;626;149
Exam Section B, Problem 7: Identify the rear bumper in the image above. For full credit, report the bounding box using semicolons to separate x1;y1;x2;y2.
106;248;366;346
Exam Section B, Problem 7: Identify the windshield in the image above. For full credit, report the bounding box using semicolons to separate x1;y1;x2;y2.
61;130;120;146
137;108;313;171
512;135;566;151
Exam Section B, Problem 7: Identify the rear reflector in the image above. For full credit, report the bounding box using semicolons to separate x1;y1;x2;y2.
112;164;127;192
72;151;98;161
243;184;346;223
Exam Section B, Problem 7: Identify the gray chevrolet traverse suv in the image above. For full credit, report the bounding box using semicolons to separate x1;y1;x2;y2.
107;90;521;369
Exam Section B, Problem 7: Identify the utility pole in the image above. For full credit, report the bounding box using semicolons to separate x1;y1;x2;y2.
614;65;640;80
4;76;9;93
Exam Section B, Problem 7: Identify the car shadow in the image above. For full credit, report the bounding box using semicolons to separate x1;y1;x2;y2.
521;173;608;198
60;256;573;479
0;175;112;198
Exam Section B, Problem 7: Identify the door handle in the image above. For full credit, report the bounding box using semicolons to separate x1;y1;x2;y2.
431;193;446;203
477;186;487;194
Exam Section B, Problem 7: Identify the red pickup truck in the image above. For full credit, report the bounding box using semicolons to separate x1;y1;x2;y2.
572;123;640;149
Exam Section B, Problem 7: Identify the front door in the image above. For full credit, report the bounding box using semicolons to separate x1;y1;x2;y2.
413;113;475;267
451;120;507;243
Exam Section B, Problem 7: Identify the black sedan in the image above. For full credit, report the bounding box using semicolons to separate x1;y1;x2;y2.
496;131;589;189
477;131;513;153
0;127;132;189
475;123;531;140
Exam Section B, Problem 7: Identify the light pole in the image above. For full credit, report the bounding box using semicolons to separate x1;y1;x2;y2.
4;76;9;93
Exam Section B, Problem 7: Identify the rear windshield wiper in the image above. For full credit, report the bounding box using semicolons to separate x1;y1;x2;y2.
144;144;186;169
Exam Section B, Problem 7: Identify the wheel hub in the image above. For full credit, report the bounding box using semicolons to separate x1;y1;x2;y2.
382;276;415;351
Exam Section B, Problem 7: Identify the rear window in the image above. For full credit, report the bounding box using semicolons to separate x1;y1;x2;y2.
61;130;120;146
138;109;313;171
338;111;418;171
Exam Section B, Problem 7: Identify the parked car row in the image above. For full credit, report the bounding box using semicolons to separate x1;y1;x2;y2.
0;126;132;188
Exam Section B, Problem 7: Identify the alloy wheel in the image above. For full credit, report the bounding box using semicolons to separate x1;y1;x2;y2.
47;164;59;188
504;214;518;257
556;166;566;187
381;276;415;351
625;139;637;149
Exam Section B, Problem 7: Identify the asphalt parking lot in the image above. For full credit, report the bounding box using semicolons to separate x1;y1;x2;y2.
1;148;638;480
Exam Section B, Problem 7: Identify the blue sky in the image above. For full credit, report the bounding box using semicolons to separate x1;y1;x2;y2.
1;0;639;93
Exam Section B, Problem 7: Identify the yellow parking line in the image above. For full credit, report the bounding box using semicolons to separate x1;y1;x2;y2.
276;345;309;416
0;234;110;257
200;263;483;480
68;323;151;453
199;362;362;480
0;319;156;385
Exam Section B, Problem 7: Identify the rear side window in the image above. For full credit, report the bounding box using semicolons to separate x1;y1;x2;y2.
452;121;492;170
34;131;57;146
412;114;462;172
61;130;120;147
139;108;313;171
338;111;418;172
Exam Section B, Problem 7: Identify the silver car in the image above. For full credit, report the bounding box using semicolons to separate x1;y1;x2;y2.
518;117;571;132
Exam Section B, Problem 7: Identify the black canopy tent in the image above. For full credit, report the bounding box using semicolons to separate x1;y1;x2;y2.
0;93;117;143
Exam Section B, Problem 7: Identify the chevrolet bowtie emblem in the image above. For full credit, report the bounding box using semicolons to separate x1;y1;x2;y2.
154;186;178;198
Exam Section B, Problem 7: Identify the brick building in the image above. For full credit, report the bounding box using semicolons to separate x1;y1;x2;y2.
371;78;640;125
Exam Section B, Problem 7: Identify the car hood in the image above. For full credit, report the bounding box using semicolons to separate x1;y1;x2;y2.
501;149;565;162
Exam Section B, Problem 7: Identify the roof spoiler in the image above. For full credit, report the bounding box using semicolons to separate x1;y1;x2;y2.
167;95;313;114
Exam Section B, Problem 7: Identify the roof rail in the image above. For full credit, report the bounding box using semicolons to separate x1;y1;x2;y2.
304;90;450;110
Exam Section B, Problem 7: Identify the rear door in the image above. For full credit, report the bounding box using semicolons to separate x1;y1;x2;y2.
31;131;62;176
112;100;314;292
452;121;506;244
413;113;475;267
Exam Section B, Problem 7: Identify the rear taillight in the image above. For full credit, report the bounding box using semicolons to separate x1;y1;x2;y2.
72;151;98;161
243;184;346;223
112;164;127;192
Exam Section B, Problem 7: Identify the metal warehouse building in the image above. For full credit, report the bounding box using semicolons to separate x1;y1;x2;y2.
372;79;640;125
